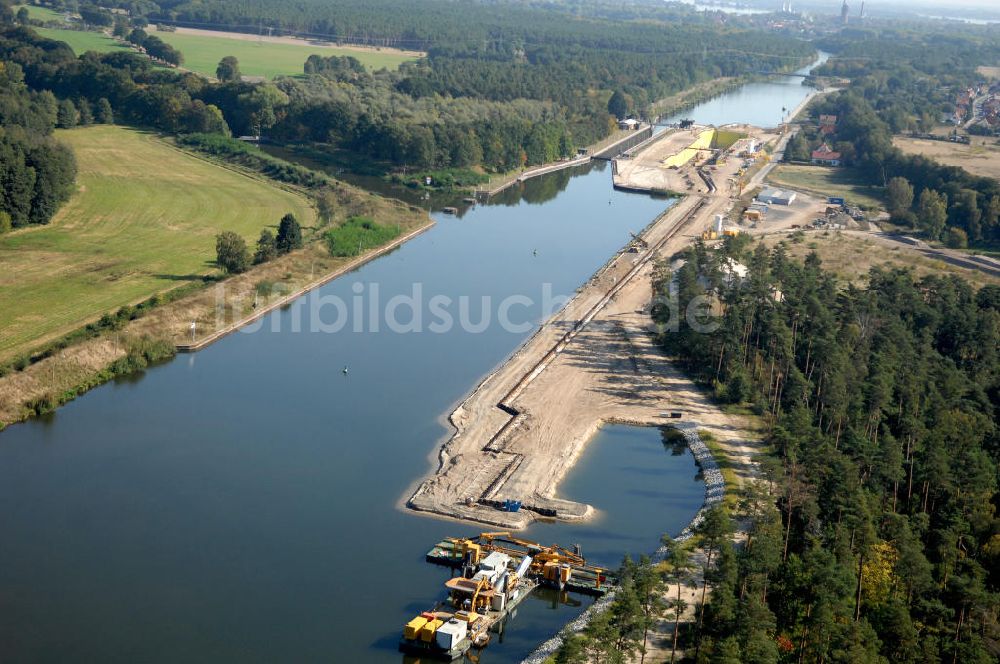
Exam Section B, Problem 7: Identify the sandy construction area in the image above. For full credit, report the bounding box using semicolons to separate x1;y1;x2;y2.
407;192;758;529
614;125;780;199
613;128;714;194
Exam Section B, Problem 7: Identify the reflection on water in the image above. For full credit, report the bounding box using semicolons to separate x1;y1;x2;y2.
487;161;595;207
263;144;597;214
663;51;829;128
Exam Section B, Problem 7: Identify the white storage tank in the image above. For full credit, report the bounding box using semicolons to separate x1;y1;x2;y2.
436;619;468;651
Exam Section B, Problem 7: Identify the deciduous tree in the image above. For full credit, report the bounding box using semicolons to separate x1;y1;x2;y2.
216;56;242;83
215;231;250;273
253;229;278;264
886;176;913;215
917;189;947;241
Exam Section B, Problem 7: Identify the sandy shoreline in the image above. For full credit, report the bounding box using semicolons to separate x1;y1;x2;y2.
403;123;790;531
405;183;755;529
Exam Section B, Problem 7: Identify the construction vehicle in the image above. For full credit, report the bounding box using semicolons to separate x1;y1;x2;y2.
629;231;649;249
403;533;611;659
426;532;607;594
400;547;538;659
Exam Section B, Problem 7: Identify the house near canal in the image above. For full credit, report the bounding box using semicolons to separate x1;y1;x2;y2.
811;144;842;166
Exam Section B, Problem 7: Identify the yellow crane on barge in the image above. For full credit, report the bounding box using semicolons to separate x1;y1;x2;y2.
400;532;611;660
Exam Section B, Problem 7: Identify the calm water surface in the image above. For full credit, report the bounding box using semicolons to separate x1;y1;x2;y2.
0;164;695;663
0;59;823;662
664;51;830;128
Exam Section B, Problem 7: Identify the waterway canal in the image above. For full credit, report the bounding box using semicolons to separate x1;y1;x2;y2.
0;55;825;663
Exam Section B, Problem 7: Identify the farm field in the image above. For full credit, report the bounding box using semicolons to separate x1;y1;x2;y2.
150;27;420;79
894;136;1000;181
767;164;885;209
34;26;130;54
977;65;1000;80
0;125;315;362
13;4;65;22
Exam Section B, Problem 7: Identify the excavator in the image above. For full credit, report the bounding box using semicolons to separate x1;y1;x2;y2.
628;231;649;250
449;532;604;591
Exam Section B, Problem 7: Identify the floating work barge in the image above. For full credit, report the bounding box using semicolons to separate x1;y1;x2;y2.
400;533;611;660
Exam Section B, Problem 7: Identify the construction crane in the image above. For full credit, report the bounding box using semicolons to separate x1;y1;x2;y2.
628;231;649;249
428;532;609;594
466;532;588;570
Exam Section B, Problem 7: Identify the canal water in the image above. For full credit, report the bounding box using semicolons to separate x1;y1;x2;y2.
663;51;830;128
0;57;823;663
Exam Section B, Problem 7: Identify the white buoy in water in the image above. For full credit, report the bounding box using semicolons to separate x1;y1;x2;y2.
342;365;349;375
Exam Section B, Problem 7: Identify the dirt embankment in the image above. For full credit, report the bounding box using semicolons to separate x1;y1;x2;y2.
406;188;758;529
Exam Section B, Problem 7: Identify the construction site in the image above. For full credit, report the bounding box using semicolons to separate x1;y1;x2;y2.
400;532;609;659
405;122;782;531
612;123;779;197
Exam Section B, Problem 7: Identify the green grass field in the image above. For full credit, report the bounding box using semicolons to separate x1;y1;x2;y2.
28;22;417;77
13;4;65;22
768;164;886;209
0;125;315;361
34;26;130;55
152;29;417;79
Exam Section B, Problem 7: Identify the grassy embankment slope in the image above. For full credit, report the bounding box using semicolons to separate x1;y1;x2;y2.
0;125;315;363
0;124;430;427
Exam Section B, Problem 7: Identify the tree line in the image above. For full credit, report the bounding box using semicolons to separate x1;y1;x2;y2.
215;213;301;274
0;58;76;229
125;27;183;66
654;237;998;663
554;506;735;664
0;1;811;225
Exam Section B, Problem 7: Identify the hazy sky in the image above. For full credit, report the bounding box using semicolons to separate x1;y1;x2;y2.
751;0;1000;17
900;0;996;8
